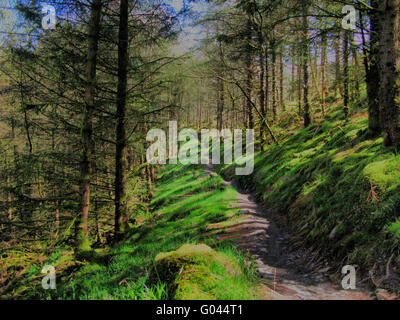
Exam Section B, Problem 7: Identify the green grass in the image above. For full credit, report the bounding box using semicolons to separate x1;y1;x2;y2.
11;163;260;300
220;103;400;272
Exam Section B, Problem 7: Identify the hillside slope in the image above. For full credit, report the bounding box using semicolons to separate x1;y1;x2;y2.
220;103;400;292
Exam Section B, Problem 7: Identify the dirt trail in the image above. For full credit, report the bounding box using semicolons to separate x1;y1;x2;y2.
205;164;373;300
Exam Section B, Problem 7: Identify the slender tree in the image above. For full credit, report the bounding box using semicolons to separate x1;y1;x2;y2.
343;30;350;118
301;10;311;127
76;0;103;254
114;0;129;241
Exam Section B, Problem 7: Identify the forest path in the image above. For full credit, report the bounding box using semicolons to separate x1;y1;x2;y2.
205;164;373;300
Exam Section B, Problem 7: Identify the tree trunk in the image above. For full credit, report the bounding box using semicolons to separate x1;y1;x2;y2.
52;128;59;239
321;33;327;115
343;30;350;117
334;33;341;100
114;0;129;241
379;0;400;147
297;54;302;116
217;40;224;131
363;1;381;136
271;40;277;121
309;45;320;99
265;48;270;113
351;44;360;104
302;13;311;127
75;0;102;253
279;47;285;112
7;172;12;220
291;46;296;102
245;18;254;129
258;30;266;147
217;78;224;131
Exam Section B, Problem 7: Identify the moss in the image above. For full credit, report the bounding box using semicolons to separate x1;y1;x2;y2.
363;158;400;191
149;244;256;300
388;220;400;239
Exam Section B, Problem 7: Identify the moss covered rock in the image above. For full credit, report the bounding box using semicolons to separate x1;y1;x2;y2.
149;244;241;299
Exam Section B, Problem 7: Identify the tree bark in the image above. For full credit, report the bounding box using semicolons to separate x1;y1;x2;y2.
334;33;341;100
363;2;381;136
217;40;225;131
351;44;360;104
321;33;327;115
76;0;102;253
291;46;296;102
245;18;254;129
258;29;266;147
271;40;277;121
297;54;302;116
114;0;129;241
265;48;270;113
343;30;350;117
378;0;400;147
279;47;285;112
302;13;311;127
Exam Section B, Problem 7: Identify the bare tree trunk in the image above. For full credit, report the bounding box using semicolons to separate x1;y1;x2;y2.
217;40;224;131
217;78;224;131
145;161;152;196
258;29;266;147
334;33;341;100
279;47;285;112
114;0;129;241
265;48;270;113
11;107;17;229
245;18;254;129
229;89;236;131
76;0;102;253
297;54;302;116
95;204;103;245
321;33;327;115
198;93;203;130
343;30;350;117
291;46;295;102
309;45;320;99
52;128;59;239
6;159;12;220
352;44;360;104
302;13;311;127
379;0;400;147
361;2;381;136
271;40;277;121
